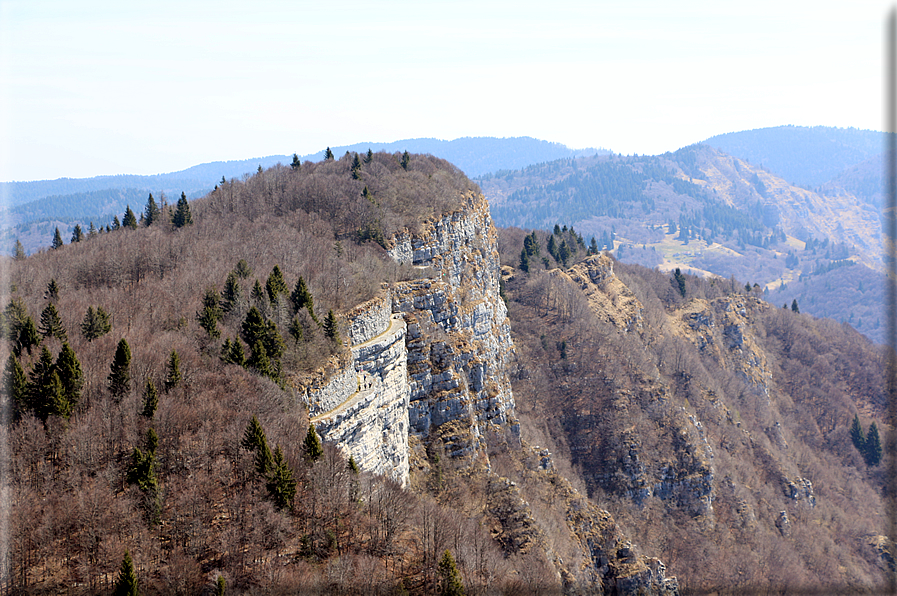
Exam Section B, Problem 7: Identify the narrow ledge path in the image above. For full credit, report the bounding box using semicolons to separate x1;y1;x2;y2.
310;314;404;424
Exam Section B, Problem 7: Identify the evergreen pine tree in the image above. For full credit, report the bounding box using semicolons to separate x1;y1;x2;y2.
791;299;800;313
241;307;267;348
142;378;158;418
323;310;341;345
437;550;465;596
865;422;883;466
122;206;138;230
15;316;39;357
27;347;70;420
850;414;866;451
348;455;359;474
113;551;139;596
324;147;334;160
265;266;289;304
351;153;362;179
234;259;252;279
241;415;275;477
248;341;275;378
221;272;243;313
55;342;83;411
51;227;64;249
164;350;181;392
251;280;268;311
519;248;530;273
4;354;28;417
291;153;301;170
45;278;60;301
215;575;226;596
304;424;323;461
229;338;246;366
112;216;121;230
81;306;112;341
13;239;25;260
108;338;132;398
144;193;161;226
173;192;193;228
673;268;687;298
126;445;158;492
38;302;67;342
70;224;83;243
363;148;373;164
266;445;297;510
197;306;220;338
88;222;98;238
288;317;304;345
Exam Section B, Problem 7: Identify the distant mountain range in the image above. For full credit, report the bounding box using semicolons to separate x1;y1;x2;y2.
477;130;888;344
0;137;606;254
702;125;887;189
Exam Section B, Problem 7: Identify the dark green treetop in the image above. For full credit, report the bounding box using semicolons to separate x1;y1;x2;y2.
52;227;64;249
38;302;67;342
123;206;138;230
108;338;132;398
304;424;323;461
164;350;181;392
173;192;193;228
265;266;289;304
142;378;158;418
71;224;83;243
113;551;139;596
81;306;112;341
144;193;161;226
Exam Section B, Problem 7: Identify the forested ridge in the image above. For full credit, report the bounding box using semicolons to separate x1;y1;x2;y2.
480;144;888;344
2;152;572;594
498;225;894;593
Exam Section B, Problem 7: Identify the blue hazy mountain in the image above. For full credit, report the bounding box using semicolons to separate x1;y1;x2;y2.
702;125;886;189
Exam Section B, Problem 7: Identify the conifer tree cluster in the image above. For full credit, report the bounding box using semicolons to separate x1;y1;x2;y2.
241;416;297;510
850;414;882;467
4;341;83;422
81;305;112;341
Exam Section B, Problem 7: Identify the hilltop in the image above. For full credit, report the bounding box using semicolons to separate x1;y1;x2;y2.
479;144;887;344
0;137;605;256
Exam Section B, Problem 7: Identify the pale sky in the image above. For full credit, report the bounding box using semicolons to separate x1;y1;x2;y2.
0;1;890;182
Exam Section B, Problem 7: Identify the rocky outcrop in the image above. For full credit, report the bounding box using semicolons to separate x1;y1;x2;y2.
389;191;519;453
305;292;411;485
564;254;644;332
306;191;519;481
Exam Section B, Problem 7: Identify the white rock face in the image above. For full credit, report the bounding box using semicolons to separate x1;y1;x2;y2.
307;191;519;481
310;301;411;485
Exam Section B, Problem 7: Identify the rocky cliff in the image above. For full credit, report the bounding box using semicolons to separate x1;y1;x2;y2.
303;191;519;483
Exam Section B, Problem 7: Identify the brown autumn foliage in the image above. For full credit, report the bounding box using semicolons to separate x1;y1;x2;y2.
498;225;893;594
0;155;563;595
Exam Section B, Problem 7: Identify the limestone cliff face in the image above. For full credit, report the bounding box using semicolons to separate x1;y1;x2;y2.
304;191;518;482
304;291;411;485
389;191;519;453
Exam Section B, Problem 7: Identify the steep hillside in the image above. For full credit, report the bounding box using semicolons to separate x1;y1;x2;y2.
499;228;893;594
1;152;678;595
480;145;887;344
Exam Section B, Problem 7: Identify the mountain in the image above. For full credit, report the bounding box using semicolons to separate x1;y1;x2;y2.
2;152;677;595
1;137;605;255
701;125;887;189
478;144;887;344
498;235;892;592
4;150;890;593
